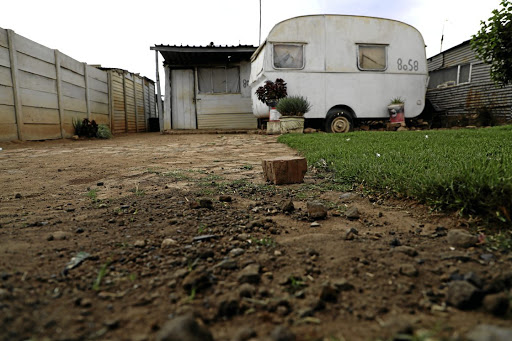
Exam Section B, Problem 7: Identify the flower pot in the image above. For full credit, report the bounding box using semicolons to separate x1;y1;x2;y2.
388;103;405;126
280;116;305;134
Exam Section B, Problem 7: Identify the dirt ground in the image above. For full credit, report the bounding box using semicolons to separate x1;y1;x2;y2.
0;132;511;341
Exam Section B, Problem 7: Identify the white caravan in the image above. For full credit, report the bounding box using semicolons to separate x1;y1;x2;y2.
250;15;428;132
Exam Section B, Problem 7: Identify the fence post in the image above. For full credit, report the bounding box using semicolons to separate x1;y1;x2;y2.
84;63;91;120
6;29;23;140
107;71;113;130
133;74;139;132
122;71;128;132
54;50;64;138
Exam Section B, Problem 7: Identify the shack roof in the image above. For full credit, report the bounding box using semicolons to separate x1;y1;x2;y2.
151;44;257;67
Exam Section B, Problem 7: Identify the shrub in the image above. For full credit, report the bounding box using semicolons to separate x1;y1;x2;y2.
276;95;311;116
255;78;287;105
73;118;98;137
96;124;113;139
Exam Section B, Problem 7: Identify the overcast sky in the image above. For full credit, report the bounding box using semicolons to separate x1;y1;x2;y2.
1;0;503;84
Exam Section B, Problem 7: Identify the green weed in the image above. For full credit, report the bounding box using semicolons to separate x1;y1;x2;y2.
92;263;109;291
86;189;99;202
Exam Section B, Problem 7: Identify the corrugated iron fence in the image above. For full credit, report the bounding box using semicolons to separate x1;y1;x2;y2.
0;28;156;141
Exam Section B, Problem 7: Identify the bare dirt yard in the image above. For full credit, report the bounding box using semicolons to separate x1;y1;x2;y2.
0;132;511;341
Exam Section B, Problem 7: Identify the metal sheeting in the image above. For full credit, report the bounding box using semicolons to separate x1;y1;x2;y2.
427;42;512;121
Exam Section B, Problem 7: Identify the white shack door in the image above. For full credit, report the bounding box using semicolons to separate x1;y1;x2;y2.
171;69;196;129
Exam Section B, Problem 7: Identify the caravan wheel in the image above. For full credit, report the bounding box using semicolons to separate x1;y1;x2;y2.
325;110;353;133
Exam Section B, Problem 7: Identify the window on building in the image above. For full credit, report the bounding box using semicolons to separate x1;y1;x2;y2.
273;44;304;69
428;63;472;89
358;45;387;71
198;67;240;93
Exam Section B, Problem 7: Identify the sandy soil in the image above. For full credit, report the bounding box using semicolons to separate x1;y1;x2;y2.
0;132;510;341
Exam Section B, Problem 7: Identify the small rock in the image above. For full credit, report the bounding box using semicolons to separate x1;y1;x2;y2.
307;201;328;220
339;192;354;201
219;195;232;202
393;246;418;257
217;294;239;317
447;229;478;248
214;258;238;270
134;240;146;248
182;268;212;292
483;293;509;316
238;283;256;298
281;199;295;212
310;222;320;228
233;326;257;341
344;227;358;240
332;278;355;291
75;227;84;234
480;253;495;262
446;280;483;310
319;283;338;302
161;238;178;248
229;248;245;257
156;314;213;341
15;193;22;199
389;238;402;247
345;206;360;220
399;264;418;277
466;324;512;341
97;182;104;186
51;231;72;241
270;325;296;341
484;271;512;294
237;264;260;284
199;199;213;209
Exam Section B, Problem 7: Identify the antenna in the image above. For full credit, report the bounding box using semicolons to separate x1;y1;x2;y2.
440;19;448;53
259;0;262;45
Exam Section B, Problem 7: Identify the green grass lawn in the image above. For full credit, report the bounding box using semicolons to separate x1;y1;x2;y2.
279;126;512;225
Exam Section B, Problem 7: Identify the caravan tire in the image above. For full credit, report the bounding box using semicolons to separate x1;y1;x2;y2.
325;110;353;133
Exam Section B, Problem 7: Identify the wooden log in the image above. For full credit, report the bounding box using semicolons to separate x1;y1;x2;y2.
262;156;307;185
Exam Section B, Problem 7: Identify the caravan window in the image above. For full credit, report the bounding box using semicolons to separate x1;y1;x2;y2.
273;44;304;69
358;45;387;71
198;67;240;94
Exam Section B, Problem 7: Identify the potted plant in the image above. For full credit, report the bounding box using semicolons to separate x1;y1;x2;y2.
276;95;311;133
255;78;288;107
388;97;405;126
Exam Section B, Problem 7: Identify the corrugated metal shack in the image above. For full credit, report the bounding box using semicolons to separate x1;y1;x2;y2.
99;68;157;134
151;44;257;131
426;40;512;126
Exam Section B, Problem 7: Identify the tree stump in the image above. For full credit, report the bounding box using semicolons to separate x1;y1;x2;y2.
262;156;307;185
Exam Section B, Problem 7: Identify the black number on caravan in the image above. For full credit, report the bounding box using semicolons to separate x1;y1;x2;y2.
397;58;419;71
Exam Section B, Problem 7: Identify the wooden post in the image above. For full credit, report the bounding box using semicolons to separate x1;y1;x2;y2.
155;50;163;130
133;74;139;132
122;71;128;133
84;63;91;120
54;50;64;138
7;29;23;140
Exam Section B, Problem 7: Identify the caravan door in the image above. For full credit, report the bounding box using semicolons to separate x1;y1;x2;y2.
171;69;196;129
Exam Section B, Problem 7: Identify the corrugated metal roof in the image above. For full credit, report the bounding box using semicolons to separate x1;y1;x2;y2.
151;44;257;66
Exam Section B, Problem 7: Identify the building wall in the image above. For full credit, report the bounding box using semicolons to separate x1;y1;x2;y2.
426;42;512;124
164;60;257;130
